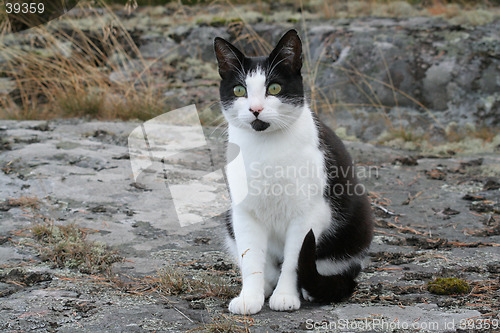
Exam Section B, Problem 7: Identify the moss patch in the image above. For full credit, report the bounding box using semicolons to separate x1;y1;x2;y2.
427;277;471;295
335;127;359;142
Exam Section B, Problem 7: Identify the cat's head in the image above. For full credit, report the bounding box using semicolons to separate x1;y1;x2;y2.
214;30;304;133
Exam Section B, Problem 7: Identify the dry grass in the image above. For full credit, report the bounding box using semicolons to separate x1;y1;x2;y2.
189;313;253;333
445;122;499;142
1;0;498;145
30;222;123;274
295;0;500;23
0;0;171;121
3;196;123;276
133;267;239;300
126;268;244;331
3;196;41;210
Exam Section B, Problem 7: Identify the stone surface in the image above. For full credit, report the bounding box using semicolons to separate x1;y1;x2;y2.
2;13;500;140
1;5;500;331
0;119;499;332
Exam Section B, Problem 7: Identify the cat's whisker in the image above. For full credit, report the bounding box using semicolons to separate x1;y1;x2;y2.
208;120;228;139
273;118;297;140
267;57;287;79
227;63;246;82
226;45;246;79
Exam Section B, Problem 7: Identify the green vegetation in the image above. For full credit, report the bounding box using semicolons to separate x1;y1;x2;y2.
427;277;471;295
375;123;500;155
197;16;243;27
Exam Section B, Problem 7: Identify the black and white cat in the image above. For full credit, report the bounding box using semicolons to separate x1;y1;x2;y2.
214;30;373;315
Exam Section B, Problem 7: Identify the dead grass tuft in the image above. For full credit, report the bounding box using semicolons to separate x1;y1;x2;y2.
133;267;239;300
152;267;190;295
30;222;123;274
0;0;170;121
189;313;253;333
5;196;41;210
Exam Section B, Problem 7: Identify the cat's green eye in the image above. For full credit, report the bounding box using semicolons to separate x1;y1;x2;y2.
233;85;246;97
268;83;282;95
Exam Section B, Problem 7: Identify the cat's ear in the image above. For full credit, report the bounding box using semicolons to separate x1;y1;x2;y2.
269;29;302;74
214;37;245;80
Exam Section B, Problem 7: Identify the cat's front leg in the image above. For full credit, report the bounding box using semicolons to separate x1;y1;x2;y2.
269;221;307;312
228;209;267;315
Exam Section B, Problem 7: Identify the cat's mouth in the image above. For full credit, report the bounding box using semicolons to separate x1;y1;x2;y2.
251;119;270;132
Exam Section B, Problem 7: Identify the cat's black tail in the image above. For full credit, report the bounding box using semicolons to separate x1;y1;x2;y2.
297;230;358;303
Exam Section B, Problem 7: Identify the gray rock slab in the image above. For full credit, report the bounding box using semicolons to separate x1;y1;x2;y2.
0;119;499;332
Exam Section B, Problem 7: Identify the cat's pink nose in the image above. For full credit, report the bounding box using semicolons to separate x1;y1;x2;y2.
249;105;264;113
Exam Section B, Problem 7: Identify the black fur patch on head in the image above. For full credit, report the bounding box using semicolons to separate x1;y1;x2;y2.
267;30;302;76
214;30;305;110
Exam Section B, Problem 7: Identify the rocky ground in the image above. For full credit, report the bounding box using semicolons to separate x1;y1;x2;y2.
2;6;500;137
1;3;500;332
0;119;499;332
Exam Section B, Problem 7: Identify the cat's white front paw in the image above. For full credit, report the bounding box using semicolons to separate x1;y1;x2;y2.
269;292;301;311
228;293;264;315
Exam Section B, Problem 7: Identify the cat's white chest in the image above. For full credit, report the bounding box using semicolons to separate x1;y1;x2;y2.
246;147;324;223
226;110;327;229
